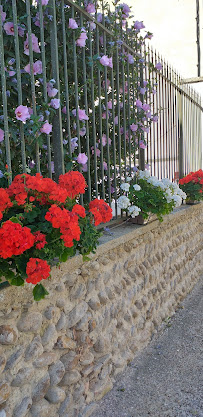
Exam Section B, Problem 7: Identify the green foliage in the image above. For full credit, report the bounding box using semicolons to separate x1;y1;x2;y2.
33;284;49;301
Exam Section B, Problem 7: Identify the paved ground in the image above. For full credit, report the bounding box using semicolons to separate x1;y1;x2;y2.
91;279;203;417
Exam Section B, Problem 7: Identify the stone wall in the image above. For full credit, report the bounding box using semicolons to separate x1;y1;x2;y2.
0;204;202;417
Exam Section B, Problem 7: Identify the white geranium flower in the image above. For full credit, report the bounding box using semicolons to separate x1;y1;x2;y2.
147;176;161;187
138;169;150;179
133;184;141;191
161;178;172;187
117;196;130;209
126;176;132;182
171;194;182;207
128;205;141;218
120;183;130;192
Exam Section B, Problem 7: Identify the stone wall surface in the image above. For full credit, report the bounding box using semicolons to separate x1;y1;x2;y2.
0;204;202;417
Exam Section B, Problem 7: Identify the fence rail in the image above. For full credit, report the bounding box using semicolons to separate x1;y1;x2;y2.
0;0;202;217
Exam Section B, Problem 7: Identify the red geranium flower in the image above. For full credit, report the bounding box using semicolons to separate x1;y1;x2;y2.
72;204;86;218
0;188;13;213
0;220;35;259
33;231;47;250
26;258;50;284
59;171;87;199
89;199;112;226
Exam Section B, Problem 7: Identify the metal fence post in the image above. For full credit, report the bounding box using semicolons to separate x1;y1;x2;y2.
139;59;145;171
49;0;64;180
178;91;184;179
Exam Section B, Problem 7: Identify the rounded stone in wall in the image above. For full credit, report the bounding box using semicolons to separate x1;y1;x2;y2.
0;325;18;345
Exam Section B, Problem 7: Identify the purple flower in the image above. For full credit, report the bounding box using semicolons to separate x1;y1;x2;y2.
120;3;131;18
62;106;66;114
142;103;150;112
103;161;108;171
128;54;134;64
143;81;148;87
76;30;88;47
132;166;138;172
47;83;58;98
0;129;4;142
0;6;6;23
24;60;43;75
0;170;4;178
86;3;96;14
136;100;142;108
24;33;40;55
36;0;49;5
77;152;88;164
155;62;162;71
90;22;96;30
82;163;88;172
107;101;112;110
50;99;60;109
72;108;89;121
130;123;138;132
97;13;103;23
15;105;30;122
134;21;145;30
40;121;52;135
139;141;147;149
80;127;86;137
152;115;159;122
100;55;113;68
71;137;78;152
140;87;146;95
69;18;78;29
4;22;15;36
114;116;118;125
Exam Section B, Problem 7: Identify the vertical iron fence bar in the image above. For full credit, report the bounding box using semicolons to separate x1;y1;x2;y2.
12;0;26;173
71;6;81;148
126;23;131;175
109;38;117;216
49;0;64;179
25;0;40;173
61;0;72;158
116;39;122;178
139;48;145;171
0;13;12;181
80;9;91;201
102;3;111;205
155;52;160;178
96;21;105;199
88;25;98;198
166;62;171;179
121;36;127;179
38;0;52;177
152;48;157;176
178;86;184;179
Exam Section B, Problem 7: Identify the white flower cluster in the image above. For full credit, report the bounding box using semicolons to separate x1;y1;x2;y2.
120;183;130;192
117;195;130;209
161;178;187;207
133;184;141;191
128;205;141;218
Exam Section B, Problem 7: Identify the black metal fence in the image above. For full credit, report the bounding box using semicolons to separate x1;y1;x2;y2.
0;0;202;214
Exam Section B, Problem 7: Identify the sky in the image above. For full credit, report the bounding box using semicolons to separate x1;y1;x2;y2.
126;0;203;99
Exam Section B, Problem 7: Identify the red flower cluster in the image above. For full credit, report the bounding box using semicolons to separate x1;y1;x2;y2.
0;220;35;259
179;169;203;185
8;173;69;205
26;258;50;284
72;204;86;218
0;188;13;220
34;231;47;250
45;204;81;247
89;199;113;226
59;171;87;199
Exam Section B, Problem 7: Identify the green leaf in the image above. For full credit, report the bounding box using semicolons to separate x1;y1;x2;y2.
10;276;24;286
8;216;23;225
82;254;91;262
33;284;49;301
65;162;73;172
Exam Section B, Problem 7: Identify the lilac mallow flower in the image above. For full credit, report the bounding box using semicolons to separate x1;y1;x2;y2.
36;0;49;5
69;18;78;29
15;105;31;122
76;30;88;47
24;33;40;55
77;153;88;165
40;121;52;135
24;60;43;76
136;99;142;108
134;20;145;30
86;3;96;14
128;54;134;64
0;129;4;142
71;137;78;152
130;123;138;132
142;103;150;112
72;108;89;121
100;55;113;68
50;99;60;109
0;6;6;23
155;62;162;71
4;22;15;35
